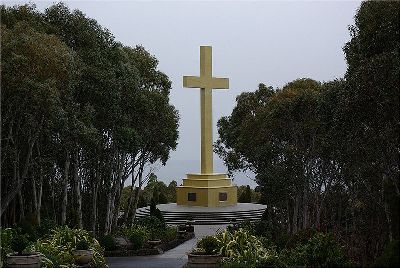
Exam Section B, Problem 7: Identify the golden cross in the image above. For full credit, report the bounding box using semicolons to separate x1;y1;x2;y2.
183;46;229;174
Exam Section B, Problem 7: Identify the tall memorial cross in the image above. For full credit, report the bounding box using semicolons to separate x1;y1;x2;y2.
183;46;229;174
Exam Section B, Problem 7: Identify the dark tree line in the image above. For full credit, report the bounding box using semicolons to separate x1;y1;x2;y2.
1;3;179;235
215;1;399;265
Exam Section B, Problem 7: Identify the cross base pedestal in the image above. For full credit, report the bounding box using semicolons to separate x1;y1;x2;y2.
176;173;237;207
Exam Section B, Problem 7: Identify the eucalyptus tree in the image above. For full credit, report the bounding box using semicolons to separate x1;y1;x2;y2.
0;16;73;222
341;0;399;241
119;46;179;226
1;3;179;234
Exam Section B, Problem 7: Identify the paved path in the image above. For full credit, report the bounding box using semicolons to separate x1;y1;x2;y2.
106;225;227;268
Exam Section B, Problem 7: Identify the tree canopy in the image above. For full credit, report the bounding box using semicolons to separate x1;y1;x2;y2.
1;3;179;235
216;1;399;265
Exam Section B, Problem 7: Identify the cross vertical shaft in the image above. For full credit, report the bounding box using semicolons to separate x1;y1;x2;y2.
183;46;229;175
200;46;213;174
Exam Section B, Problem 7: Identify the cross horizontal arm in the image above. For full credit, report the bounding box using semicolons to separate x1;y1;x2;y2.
183;76;229;89
210;77;229;89
183;76;202;88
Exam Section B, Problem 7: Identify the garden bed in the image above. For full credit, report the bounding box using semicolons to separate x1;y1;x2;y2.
104;232;195;257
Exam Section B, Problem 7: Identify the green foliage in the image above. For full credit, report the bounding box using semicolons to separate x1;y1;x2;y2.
29;226;107;268
1;228;14;262
118;225;149;250
128;231;147;250
237;185;252;203
75;240;90;250
99;235;117;251
215;2;399;265
281;233;347;267
197;236;220;255
216;229;277;267
118;219;177;249
372;240;399;268
162;226;178;243
1;2;179;238
283;228;318;250
15;220;38;242
10;233;30;255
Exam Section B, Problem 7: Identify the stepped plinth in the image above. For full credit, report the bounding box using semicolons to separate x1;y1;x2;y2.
136;203;267;225
177;173;237;207
177;46;237;207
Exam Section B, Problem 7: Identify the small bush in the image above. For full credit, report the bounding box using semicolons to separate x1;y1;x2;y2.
29;226;107;268
16;220;38;242
216;228;275;266
75;239;89;250
197;236;220;255
119;225;149;250
100;234;117;251
136;216;165;240
162;226;178;243
1;228;14;262
11;234;30;255
129;231;147;250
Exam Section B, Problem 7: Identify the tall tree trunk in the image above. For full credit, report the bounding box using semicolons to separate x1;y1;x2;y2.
74;150;83;229
292;194;300;234
92;173;99;235
18;191;25;221
382;173;393;241
286;198;291;233
106;152;126;234
111;181;123;232
51;179;56;223
91;183;98;234
32;174;37;223
36;170;43;226
61;152;70;225
131;159;145;223
131;186;141;223
303;180;308;230
124;185;135;224
124;155;139;224
1;132;37;216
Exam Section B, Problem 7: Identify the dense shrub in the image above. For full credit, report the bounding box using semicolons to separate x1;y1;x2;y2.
1;228;14;263
162;226;178;243
100;235;117;251
118;225;149;250
117;217;177;250
281;233;347;267
283;228;318;250
197;236;220;255
216;229;278;267
11;233;30;254
16;220;38;242
129;228;149;250
136;216;165;240
75;240;89;250
29;226;107;268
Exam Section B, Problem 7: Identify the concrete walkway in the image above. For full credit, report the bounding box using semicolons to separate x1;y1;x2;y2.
106;225;227;268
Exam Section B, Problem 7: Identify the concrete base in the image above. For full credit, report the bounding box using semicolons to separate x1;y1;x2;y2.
176;173;237;207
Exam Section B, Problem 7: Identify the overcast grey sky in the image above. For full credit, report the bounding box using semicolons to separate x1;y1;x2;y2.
6;0;362;187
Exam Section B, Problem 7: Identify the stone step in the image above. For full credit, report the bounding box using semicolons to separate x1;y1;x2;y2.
135;211;264;217
134;203;267;225
136;210;265;217
135;213;264;225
